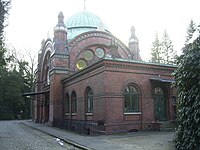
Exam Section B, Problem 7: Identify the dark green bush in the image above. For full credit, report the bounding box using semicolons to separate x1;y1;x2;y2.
173;35;200;150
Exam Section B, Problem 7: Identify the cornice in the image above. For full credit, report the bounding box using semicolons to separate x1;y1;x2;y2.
62;58;176;85
49;67;70;76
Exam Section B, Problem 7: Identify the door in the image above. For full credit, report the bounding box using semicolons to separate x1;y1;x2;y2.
154;87;166;121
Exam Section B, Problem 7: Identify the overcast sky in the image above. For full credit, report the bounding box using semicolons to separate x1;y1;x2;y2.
5;0;200;61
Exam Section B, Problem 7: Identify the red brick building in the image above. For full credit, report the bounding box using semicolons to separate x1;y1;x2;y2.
33;11;177;134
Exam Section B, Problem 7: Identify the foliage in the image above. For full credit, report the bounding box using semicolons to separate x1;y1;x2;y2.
173;34;200;150
150;32;162;63
0;68;23;119
0;59;35;120
185;19;197;44
150;31;177;64
161;30;177;64
0;0;35;120
0;0;10;68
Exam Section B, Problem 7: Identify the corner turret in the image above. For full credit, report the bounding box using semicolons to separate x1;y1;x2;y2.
53;12;67;51
128;26;142;61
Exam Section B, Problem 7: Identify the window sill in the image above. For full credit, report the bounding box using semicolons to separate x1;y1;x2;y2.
85;113;93;116
65;113;77;116
124;112;142;115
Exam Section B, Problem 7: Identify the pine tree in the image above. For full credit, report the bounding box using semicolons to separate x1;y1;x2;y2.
161;30;177;64
150;32;163;63
173;33;200;150
185;19;196;44
0;0;10;68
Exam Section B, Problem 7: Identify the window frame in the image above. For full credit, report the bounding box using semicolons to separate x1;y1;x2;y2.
85;87;93;113
124;84;140;113
65;93;70;115
71;91;77;114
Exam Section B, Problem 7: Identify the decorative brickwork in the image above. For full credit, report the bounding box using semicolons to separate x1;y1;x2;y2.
33;11;177;134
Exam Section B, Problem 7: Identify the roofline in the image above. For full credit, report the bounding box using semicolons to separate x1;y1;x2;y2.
104;57;177;68
62;58;176;84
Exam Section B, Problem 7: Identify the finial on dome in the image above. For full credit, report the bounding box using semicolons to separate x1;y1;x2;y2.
131;26;135;36
129;25;137;42
58;11;64;24
55;11;66;30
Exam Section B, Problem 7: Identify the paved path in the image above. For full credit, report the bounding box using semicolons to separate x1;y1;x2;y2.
0;120;80;150
23;120;175;150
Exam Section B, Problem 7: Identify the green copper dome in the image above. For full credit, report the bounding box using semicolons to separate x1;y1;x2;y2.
65;11;110;40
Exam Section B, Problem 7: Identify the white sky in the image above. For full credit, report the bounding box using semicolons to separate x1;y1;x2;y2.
5;0;200;61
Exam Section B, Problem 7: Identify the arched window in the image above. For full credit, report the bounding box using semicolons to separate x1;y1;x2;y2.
124;85;139;112
154;87;164;94
86;87;93;113
65;93;70;113
46;66;50;85
71;91;77;113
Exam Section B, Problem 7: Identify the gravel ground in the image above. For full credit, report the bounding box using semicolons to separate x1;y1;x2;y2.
0;120;80;150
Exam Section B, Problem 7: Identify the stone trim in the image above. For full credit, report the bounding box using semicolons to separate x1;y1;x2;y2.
51;53;69;59
124;112;142;115
104;61;175;72
68;31;129;52
62;58;175;86
49;67;69;76
71;113;77;116
85;113;93;116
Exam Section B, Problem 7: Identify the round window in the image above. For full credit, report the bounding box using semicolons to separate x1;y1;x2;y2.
76;59;87;70
95;48;105;58
84;50;94;61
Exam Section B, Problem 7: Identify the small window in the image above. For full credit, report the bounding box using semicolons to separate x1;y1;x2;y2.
76;59;87;70
86;87;93;113
154;87;164;94
124;85;139;112
71;91;77;113
95;47;105;58
84;50;94;61
66;93;70;113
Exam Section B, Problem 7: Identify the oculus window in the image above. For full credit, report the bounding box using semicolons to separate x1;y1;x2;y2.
95;47;105;58
124;85;139;112
84;50;94;61
76;59;87;70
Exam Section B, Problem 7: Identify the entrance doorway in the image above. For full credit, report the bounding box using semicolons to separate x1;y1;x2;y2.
154;87;166;121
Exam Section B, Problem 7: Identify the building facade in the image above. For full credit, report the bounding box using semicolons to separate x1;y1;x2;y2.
33;11;177;134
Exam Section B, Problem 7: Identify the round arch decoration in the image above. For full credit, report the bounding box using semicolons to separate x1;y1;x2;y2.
68;31;131;71
121;79;144;95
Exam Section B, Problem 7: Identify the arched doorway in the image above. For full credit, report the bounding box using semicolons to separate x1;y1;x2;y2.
154;87;166;121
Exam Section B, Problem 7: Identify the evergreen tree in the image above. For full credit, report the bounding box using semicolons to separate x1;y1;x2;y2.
0;0;10;68
173;34;200;150
150;32;163;63
161;30;177;64
0;59;34;119
0;0;34;119
185;19;196;44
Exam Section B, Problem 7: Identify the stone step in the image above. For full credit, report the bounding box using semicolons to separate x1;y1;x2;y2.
160;121;175;131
